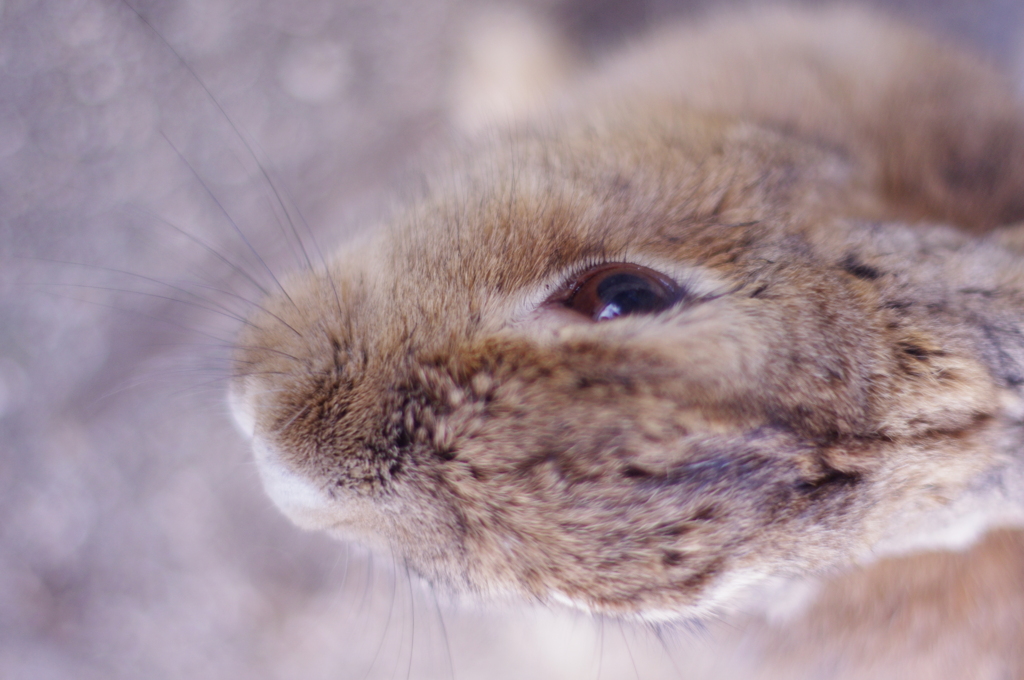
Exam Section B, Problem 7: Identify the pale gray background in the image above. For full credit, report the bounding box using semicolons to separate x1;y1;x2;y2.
2;1;1023;679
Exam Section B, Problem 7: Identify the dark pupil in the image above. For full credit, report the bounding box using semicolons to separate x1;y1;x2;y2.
595;273;664;320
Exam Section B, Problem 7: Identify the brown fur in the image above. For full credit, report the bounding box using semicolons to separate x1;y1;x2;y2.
745;529;1024;678
230;5;1024;673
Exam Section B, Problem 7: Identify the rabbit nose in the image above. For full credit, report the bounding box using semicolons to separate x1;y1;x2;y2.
251;438;334;531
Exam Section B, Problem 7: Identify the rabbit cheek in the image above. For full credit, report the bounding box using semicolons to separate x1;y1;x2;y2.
449;424;817;615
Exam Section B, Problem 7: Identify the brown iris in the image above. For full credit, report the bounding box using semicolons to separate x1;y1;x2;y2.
545;263;682;322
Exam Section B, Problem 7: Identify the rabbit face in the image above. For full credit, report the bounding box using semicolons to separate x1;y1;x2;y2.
229;112;1006;618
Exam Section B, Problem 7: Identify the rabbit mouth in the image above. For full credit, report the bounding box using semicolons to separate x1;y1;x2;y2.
230;381;332;528
247;431;401;543
229;380;348;532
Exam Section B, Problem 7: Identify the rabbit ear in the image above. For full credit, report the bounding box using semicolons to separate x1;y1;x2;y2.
567;6;1024;232
448;5;579;135
987;222;1024;254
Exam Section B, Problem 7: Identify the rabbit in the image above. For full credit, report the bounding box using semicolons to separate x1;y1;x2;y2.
227;1;1024;652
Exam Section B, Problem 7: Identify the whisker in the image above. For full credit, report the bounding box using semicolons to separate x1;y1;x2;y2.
27;258;255;328
188;281;305;338
29;288;235;344
167;382;243;401
270;403;312;434
403;563;415;680
231;345;307;365
227;370;298;380
360;551;377;617
96;369;229;402
430;589;456;680
362;555;399;680
651;626;686;680
333;541;353;598
619;622;641;680
242;135;346;319
159;131;298;309
121;0;296;304
243;141;316;275
38;281;253;328
144;340;244;352
122;205;272;299
165;374;301;401
118;1;312;316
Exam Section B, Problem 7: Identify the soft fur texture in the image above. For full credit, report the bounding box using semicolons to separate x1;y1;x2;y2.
230;3;1024;665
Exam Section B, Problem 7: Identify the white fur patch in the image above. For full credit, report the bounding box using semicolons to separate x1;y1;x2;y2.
870;507;1024;559
251;439;334;531
226;383;256;441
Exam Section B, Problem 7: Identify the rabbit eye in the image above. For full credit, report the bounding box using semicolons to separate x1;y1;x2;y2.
548;263;682;322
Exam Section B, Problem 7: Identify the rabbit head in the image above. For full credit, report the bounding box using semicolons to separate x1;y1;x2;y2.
229;109;1016;619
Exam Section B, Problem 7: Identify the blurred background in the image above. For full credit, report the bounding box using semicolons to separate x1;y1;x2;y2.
1;0;1022;678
